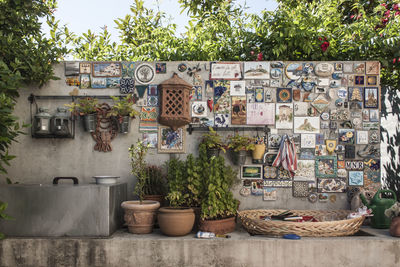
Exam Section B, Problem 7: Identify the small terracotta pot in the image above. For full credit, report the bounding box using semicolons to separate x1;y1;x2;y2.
121;200;160;234
389;216;400;237
158;207;195;236
199;216;236;235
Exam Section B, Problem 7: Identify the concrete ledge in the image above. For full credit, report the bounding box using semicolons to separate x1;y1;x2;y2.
0;227;399;267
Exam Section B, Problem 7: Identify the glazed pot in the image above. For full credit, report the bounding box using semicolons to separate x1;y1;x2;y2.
231;150;247;165
252;144;266;164
121;200;160;234
389;216;400;237
157;207;195;236
199;216;236;235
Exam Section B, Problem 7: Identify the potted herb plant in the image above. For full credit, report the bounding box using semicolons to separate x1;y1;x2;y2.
109;94;139;134
157;155;202;236
198;144;240;234
385;202;400;237
142;165;167;206
121;140;160;234
200;127;226;159
227;134;255;165
65;97;99;132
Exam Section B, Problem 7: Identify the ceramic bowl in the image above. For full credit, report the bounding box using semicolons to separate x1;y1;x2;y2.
92;176;120;185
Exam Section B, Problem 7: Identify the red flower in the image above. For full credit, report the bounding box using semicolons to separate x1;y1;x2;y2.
393;58;397;64
380;3;387;8
396;11;400;16
257;52;263;61
393;4;399;11
384;10;391;17
320;41;330;52
350;14;355;19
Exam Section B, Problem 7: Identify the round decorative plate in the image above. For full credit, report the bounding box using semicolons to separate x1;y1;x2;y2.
278;88;291;102
314;63;334;77
285;63;303;80
178;63;187;72
320;112;330;121
239;187;251;197
308;193;318;203
134;63;155;85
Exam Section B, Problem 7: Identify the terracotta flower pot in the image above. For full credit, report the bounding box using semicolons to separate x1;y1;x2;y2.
157;207;195;236
143;195;164;206
389;216;400;237
121;200;160;234
199;216;236;235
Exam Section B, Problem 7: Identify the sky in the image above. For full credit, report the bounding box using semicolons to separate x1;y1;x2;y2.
48;0;278;40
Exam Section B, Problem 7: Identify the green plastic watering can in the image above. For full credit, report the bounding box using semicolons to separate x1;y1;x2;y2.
360;189;397;229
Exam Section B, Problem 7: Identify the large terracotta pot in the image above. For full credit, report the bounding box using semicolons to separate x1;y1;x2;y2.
143;194;164;206
389;216;400;237
121;200;160;234
199;216;236;235
157;207;195;236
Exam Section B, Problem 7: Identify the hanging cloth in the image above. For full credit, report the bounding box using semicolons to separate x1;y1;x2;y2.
272;134;298;177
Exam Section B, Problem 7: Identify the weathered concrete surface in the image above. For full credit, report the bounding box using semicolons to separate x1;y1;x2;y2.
0;227;399;267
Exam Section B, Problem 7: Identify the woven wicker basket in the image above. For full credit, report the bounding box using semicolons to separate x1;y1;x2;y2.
238;209;365;237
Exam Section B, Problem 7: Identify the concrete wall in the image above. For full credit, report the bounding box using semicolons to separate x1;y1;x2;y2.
4;62;391;211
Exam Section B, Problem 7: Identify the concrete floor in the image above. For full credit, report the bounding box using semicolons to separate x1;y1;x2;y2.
0;226;399;267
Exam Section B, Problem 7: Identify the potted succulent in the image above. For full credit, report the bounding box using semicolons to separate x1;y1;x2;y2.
227;134;255;165
65;97;99;132
121;140;160;234
385;202;400;237
142;165;167;206
157;155;203;236
200;127;226;159
109;94;139;133
198;144;240;234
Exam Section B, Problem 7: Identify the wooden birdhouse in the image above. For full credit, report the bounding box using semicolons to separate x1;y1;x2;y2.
159;73;192;130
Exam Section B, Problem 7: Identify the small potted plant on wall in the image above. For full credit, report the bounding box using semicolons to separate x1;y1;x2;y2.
121;140;160;234
157;155;202;236
109;94;139;134
65;97;99;132
200;127;226;159
227;133;255;165
385;202;400;237
142;165;167;205
198;144;239;234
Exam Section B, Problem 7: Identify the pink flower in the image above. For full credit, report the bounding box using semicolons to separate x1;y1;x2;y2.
250;51;254;56
318;37;323;41
350;14;355;19
393;58;397;64
393;4;399;10
257;52;263;61
384;10;391;17
395;11;400;16
380;3;387;8
320;41;330;52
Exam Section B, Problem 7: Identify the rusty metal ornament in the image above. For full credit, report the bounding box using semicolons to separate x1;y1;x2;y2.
91;103;118;152
159;73;192;130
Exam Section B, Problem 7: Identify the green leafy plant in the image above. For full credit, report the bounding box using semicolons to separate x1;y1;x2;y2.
165;154;204;208
227;134;255;152
129;140;150;202
109;94;139;119
65;97;99;116
143;165;167;196
0;201;12;239
199;144;239;220
200;127;226;152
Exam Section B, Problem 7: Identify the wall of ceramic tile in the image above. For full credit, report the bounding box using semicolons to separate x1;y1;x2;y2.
7;61;381;210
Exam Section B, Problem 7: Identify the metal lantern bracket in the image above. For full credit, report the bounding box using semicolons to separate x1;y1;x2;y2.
187;125;271;135
28;94;127;139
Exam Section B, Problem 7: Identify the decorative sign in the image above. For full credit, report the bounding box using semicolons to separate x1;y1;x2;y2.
247;103;275;125
210;62;242;80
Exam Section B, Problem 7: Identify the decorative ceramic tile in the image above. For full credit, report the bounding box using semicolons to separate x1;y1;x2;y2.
65;62;80;76
277;88;292;103
263;166;277;179
239;187;251;197
140;107;158;122
348;171;364;186
142;132;157;148
338;129;355;144
155;63;166;74
366;75;378;86
356;130;369;144
348;87;363;102
147;84;158;96
294;102;308;116
337;161;345;169
317;178;346;193
251;180;264;195
80;74;90;89
139;121;158;132
314;63;334;77
247;103;275;125
293;181;310;197
135;63;155;84
354;75;365;86
294;160;315;181
294;117;320;133
364;87;379;108
264;88;274;102
270;68;282;79
191;101;207;118
315;156;337;178
79;62;91;74
337;169;347;178
106;78;120;88
300;148;315;160
345;160;364;170
231;96;246;124
276;103;293;129
263;188;277;201
205;80;214;96
91;77;107;89
301;134;316;148
263;180;292;188
214;114;230;127
93;62;121;77
214;80;230;114
230;81;246;96
354;62;365;74
343;63;353;73
121;62;135;77
311;94;329;114
244;62;270;79
366;62;380;75
120;78;135;93
278;167;291;179
364;158;380;171
254;87;264;102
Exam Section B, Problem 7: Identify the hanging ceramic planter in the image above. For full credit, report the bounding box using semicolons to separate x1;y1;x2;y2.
231;150;247;165
252;144;266;164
